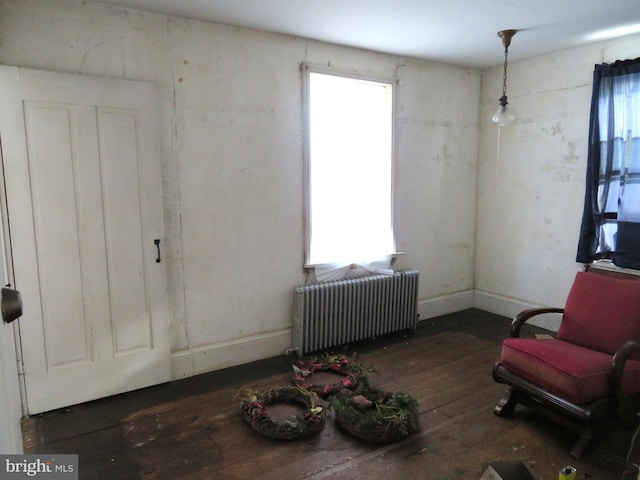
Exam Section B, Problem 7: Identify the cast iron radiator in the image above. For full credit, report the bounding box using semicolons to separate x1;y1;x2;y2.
292;270;419;355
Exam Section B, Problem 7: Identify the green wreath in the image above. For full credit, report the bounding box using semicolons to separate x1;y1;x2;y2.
236;386;325;440
330;384;419;443
292;354;360;397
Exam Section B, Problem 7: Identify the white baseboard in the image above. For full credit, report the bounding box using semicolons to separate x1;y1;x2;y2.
171;328;292;380
170;290;559;381
170;292;475;381
473;290;560;331
417;290;475;321
171;291;476;381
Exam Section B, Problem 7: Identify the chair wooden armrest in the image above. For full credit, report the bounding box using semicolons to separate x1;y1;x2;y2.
611;337;640;419
510;307;564;337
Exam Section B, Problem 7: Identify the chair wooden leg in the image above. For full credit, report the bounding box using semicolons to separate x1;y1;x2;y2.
494;388;518;417
570;429;594;460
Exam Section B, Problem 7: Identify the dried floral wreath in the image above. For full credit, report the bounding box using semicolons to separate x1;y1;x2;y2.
330;382;419;443
291;353;361;397
236;386;325;440
236;354;418;443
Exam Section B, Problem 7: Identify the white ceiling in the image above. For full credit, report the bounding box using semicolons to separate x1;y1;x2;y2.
97;0;640;69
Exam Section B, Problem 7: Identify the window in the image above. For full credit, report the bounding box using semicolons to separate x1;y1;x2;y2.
577;57;640;269
303;66;395;281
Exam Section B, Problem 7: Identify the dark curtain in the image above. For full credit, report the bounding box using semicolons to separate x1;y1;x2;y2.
576;57;640;269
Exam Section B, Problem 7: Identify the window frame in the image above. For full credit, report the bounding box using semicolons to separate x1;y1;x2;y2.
301;63;398;269
577;57;640;270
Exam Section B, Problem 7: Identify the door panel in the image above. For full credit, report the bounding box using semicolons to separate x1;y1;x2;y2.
0;66;170;414
24;102;90;369
98;107;152;355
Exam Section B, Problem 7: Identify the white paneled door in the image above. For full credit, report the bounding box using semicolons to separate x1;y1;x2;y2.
0;66;170;414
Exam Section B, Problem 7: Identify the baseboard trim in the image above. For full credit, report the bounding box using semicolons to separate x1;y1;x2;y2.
417;290;475;322
171;328;291;380
170;290;558;381
473;290;560;331
171;292;476;381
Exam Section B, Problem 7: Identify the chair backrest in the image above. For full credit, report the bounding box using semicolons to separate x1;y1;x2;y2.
557;269;640;354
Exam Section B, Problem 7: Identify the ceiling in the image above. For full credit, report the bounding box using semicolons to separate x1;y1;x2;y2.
97;0;640;69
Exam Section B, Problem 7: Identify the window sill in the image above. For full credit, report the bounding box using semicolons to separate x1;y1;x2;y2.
304;252;404;271
588;260;640;277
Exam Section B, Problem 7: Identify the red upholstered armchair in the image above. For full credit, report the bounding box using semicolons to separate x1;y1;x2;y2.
492;268;640;459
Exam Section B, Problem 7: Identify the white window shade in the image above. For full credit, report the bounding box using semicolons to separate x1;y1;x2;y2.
305;70;395;277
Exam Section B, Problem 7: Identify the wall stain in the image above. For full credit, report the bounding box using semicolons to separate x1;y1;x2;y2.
542;121;563;136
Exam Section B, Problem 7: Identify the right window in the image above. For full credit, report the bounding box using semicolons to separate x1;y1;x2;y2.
577;57;640;269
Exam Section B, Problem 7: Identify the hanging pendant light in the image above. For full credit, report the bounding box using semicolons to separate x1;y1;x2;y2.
491;29;517;126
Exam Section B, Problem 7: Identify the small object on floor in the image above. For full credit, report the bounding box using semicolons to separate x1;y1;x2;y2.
480;460;541;480
559;466;576;480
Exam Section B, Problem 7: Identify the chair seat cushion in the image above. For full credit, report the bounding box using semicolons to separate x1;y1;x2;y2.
501;338;640;404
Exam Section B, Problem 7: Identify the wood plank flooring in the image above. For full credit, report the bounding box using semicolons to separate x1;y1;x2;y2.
22;309;640;479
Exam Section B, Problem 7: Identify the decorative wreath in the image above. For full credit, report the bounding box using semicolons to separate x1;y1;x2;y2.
236;386;326;440
292;353;360;397
330;384;419;443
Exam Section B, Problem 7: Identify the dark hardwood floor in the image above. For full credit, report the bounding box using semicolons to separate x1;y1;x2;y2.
22;309;640;479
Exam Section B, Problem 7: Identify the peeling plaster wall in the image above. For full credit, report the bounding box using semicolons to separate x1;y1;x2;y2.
0;0;481;378
476;34;640;328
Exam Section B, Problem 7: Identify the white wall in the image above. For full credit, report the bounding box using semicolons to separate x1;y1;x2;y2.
0;0;481;379
476;34;640;329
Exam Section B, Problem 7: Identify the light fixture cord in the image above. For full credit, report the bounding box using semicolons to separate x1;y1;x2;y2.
496;124;502;191
501;46;509;103
497;43;508;189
